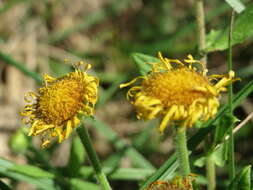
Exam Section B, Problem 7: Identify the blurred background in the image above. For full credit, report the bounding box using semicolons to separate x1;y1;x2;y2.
0;0;252;189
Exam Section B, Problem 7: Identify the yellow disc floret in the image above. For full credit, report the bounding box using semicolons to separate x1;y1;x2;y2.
142;68;211;107
21;62;99;148
38;78;84;126
145;174;196;190
120;53;238;134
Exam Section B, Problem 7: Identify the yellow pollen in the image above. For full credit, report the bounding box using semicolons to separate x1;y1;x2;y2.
21;62;99;147
37;78;84;126
142;68;211;107
120;53;238;132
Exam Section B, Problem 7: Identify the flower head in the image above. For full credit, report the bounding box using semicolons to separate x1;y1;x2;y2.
120;53;238;133
21;62;99;148
145;175;195;190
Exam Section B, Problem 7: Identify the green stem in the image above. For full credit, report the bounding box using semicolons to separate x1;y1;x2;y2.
196;2;217;187
228;11;236;184
195;0;207;67
206;154;216;190
205;135;216;190
174;126;191;177
76;124;112;190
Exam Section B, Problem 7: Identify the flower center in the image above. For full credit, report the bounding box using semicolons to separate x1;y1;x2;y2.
37;78;84;125
142;68;212;107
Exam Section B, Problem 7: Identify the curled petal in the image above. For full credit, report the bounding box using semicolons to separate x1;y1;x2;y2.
120;53;238;133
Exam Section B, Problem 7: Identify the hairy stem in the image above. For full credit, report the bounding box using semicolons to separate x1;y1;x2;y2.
174;126;191;176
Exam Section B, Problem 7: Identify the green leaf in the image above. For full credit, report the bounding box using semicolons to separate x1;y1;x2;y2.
70;178;100;190
0;52;42;84
229;165;251;190
206;4;253;52
213;114;239;148
106;168;155;181
0;168;56;190
131;53;159;75
79;166;155;181
194;156;206;167
0;158;14;169
205;29;223;49
225;0;246;13
194;144;227;168
9;164;55;178
67;137;85;177
212;143;228;167
194;142;228;168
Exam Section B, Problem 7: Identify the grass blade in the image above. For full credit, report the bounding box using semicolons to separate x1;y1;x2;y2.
0;52;42;84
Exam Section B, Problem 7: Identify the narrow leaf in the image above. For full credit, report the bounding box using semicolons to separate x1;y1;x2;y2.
9;164;55;178
0;52;42;84
206;4;253;52
0;169;56;190
79;167;155;181
131;53;159;75
0;158;14;169
70;179;100;190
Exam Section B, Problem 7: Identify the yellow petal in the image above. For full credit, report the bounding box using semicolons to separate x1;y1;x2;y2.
120;76;145;88
64;120;73;140
41;140;51;148
24;92;37;103
159;105;177;134
55;127;63;143
43;73;57;83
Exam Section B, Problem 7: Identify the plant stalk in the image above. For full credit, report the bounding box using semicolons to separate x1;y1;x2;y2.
206;154;216;190
174;126;191;176
76;124;112;190
204;133;216;190
195;0;207;67
228;11;236;184
196;1;217;188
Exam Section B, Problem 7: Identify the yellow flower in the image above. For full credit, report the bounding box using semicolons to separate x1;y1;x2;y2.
145;175;195;190
21;62;99;148
120;52;238;134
